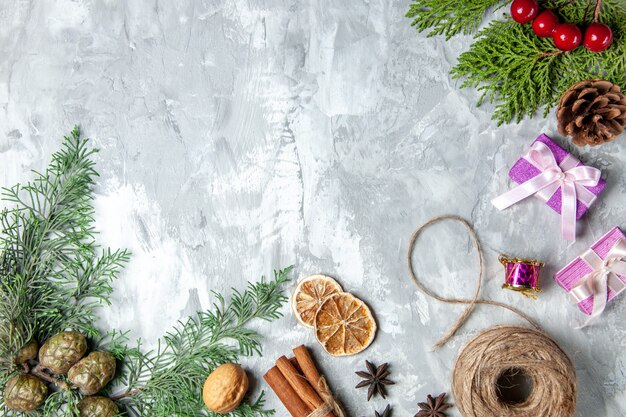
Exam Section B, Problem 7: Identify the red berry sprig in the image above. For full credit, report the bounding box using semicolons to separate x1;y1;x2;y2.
509;0;613;53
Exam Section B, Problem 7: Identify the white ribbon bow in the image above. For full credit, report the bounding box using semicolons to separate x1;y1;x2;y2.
492;141;601;241
570;239;626;327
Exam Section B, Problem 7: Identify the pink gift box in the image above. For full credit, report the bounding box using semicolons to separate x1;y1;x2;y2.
509;134;606;220
554;227;626;315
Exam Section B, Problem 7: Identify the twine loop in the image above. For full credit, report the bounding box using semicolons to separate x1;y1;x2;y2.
306;377;345;417
406;214;540;348
406;216;577;416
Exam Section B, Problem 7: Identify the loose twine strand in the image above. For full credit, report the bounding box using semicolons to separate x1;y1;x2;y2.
406;215;576;417
405;214;541;349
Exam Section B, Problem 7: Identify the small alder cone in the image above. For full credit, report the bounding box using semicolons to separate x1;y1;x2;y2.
77;396;119;417
39;331;88;374
202;363;249;414
68;351;117;395
557;79;626;146
3;374;48;412
15;340;39;364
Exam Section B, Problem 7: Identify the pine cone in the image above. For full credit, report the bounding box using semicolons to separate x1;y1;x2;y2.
557;79;626;146
39;331;88;374
68;352;117;395
77;396;119;417
15;340;39;364
3;374;48;412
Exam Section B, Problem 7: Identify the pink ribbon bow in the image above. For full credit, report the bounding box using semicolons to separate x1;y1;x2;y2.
570;239;626;327
492;141;601;241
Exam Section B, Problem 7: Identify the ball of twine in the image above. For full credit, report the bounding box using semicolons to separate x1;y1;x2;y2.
406;215;577;417
452;326;576;417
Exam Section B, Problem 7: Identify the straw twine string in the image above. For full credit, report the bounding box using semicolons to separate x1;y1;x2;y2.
406;215;577;417
406;214;540;348
452;326;576;417
302;376;345;417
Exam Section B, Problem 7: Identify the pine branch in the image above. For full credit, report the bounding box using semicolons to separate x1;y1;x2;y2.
1;129;292;417
406;0;507;40
407;0;626;124
0;127;128;377
112;267;292;417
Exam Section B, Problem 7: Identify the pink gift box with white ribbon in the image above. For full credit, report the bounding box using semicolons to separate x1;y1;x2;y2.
492;134;606;241
554;227;626;323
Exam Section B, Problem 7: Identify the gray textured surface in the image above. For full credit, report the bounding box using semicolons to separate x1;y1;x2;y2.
1;1;625;416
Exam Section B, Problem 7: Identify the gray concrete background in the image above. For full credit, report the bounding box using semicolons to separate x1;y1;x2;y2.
1;1;625;416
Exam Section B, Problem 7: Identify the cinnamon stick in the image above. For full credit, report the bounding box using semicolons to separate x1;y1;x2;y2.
276;356;336;417
289;356;303;374
293;345;324;394
264;366;311;417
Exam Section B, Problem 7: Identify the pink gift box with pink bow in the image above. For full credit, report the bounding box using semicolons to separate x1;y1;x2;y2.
492;134;606;241
555;227;626;322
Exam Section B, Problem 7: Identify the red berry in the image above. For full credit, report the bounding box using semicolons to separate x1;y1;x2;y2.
532;9;560;37
584;22;613;52
510;0;539;24
553;23;582;51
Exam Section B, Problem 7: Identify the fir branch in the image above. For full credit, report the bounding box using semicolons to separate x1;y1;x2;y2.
112;267;292;417
407;0;626;124
451;20;563;124
0;127;128;377
1;129;292;417
406;0;507;40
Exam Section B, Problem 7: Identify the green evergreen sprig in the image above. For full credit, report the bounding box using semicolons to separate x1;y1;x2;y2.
0;127;129;380
406;0;507;40
0;128;292;417
108;268;292;417
406;0;626;124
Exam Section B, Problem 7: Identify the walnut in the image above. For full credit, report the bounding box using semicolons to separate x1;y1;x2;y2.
202;363;249;414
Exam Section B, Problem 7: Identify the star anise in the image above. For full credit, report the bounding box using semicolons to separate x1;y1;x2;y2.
375;404;392;417
355;361;394;401
415;393;452;417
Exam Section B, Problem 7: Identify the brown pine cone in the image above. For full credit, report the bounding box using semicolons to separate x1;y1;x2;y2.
68;351;117;395
557;79;626;146
77;396;119;417
3;374;48;412
39;331;88;374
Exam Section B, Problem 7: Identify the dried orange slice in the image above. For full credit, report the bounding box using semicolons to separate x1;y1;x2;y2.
314;292;376;356
291;275;343;328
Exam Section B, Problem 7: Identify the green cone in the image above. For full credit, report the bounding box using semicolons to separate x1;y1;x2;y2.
39;331;87;374
68;351;117;395
3;374;48;412
15;340;39;364
77;396;119;417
